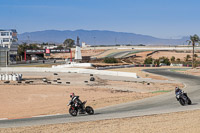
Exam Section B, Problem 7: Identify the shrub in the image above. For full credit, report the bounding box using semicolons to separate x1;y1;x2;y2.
104;57;118;63
144;57;153;64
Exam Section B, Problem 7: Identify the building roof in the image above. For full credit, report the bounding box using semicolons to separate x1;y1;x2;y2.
0;29;17;33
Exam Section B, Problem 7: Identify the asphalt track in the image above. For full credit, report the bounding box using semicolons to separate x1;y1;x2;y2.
1;68;200;128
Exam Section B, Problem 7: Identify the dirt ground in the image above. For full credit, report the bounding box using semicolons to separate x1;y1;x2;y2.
1;109;200;133
45;49;105;59
0;67;194;132
0;71;182;119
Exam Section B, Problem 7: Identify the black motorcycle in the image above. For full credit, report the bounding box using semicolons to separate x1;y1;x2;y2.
176;91;192;106
68;100;94;116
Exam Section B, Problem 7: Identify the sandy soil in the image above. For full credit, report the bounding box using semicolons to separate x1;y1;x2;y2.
151;51;197;61
0;71;182;119
0;81;181;119
45;49;105;59
1;109;200;133
0;68;188;132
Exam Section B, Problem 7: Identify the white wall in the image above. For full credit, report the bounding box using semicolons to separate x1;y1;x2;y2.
0;67;138;78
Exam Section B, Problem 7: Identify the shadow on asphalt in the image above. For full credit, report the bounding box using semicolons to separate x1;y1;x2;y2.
191;103;198;105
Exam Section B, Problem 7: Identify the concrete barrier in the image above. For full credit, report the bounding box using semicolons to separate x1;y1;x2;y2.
0;67;138;78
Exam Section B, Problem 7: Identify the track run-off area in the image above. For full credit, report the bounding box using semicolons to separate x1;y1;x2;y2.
0;68;200;128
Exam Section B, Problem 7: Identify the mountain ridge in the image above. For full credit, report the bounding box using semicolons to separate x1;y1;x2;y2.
18;29;189;45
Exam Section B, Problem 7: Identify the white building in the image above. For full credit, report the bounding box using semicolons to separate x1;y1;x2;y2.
82;42;91;48
0;29;18;48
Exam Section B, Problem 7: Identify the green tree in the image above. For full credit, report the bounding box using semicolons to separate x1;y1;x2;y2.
144;57;153;64
187;34;200;68
57;45;64;49
184;54;191;61
63;38;75;48
17;43;40;59
104;57;118;63
171;56;175;62
176;58;181;62
17;43;29;57
29;44;39;49
159;56;170;65
194;54;198;61
154;59;160;66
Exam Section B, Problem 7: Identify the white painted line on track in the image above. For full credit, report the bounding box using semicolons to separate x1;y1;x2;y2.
0;118;8;120
32;113;62;118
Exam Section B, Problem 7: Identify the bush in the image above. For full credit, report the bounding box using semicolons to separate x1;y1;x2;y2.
159;57;170;65
104;57;118;63
144;57;153;64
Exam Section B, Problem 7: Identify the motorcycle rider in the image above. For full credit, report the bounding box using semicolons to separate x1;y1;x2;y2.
175;87;182;100
175;87;182;95
69;93;84;113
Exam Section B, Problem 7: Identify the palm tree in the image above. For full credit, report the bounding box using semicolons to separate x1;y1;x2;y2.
187;34;200;68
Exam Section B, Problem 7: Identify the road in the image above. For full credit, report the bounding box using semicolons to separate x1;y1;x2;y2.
1;68;200;128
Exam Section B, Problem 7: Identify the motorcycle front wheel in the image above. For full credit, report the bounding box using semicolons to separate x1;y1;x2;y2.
69;107;78;116
179;98;185;106
85;106;94;115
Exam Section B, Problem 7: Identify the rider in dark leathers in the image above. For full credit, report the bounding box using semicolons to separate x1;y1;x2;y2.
175;87;182;100
69;93;84;113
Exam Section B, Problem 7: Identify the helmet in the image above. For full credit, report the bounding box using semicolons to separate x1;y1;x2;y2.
175;87;179;91
70;93;75;98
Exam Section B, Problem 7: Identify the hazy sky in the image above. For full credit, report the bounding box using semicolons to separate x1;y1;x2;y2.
1;0;200;39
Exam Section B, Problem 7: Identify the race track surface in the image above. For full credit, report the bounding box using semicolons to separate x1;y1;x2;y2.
1;68;200;128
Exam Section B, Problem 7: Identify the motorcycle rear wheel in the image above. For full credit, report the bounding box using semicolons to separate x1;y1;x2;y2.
69;107;78;116
85;106;94;115
187;97;192;105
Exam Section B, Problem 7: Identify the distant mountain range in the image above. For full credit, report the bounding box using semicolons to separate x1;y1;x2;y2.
18;29;189;45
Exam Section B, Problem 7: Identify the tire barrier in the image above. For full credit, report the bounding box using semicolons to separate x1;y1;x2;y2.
4;81;10;84
0;74;22;81
90;77;95;81
25;81;30;84
66;82;70;84
42;78;47;82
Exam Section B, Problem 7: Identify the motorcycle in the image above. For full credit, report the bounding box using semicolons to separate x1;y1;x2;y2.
68;100;94;116
176;91;192;106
